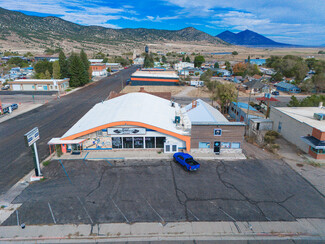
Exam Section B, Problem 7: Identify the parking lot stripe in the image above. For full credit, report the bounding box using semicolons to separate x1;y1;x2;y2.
48;202;56;224
106;160;113;166
16;210;19;226
58;160;72;185
142;196;165;223
111;198;129;223
187;208;199;221
83;152;89;160
77;196;94;224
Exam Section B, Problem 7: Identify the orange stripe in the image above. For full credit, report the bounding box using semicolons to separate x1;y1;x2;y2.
62;121;191;151
131;78;179;82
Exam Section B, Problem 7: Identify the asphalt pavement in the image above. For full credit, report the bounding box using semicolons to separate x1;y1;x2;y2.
0;66;138;195
3;159;325;226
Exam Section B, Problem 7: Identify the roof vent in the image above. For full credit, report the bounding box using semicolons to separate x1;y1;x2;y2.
314;113;325;121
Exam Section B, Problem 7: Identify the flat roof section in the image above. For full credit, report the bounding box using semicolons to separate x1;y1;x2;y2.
272;107;325;132
131;70;179;78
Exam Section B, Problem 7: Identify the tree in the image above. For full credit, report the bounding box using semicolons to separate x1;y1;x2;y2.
182;56;186;62
143;54;154;68
44;70;51;79
102;57;108;63
194;55;205;68
300;79;314;93
34;60;53;76
247;56;251;64
271;72;283;82
312;73;325;93
23;52;33;57
80;49;90;79
68;53;89;87
185;56;191;62
59;50;69;79
232;63;248;76
225;61;231;71
214;83;237;113
107;67;111;73
232;51;238;56
161;55;167;63
7;57;28;67
52;61;61;79
214;62;219;68
200;69;213;82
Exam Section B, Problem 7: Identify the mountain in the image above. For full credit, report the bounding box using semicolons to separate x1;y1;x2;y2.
217;29;292;47
0;7;227;52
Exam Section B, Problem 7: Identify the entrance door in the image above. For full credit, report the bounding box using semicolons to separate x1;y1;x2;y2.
214;141;220;155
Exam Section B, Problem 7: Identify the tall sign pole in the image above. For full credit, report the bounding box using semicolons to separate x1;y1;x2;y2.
24;127;42;176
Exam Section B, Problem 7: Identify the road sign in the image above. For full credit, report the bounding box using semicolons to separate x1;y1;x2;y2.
24;127;40;147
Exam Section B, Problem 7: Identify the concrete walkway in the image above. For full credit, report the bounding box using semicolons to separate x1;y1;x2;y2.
53;150;246;161
0;219;324;242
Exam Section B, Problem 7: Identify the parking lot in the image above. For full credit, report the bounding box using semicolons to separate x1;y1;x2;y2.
3;159;325;226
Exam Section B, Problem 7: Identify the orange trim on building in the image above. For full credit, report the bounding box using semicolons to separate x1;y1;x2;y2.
131;78;179;82
61;121;191;151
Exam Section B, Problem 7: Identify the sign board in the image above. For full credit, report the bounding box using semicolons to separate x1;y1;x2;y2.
24;127;40;147
214;129;222;136
107;128;146;135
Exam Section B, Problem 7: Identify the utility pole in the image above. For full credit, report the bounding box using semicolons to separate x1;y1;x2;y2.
235;88;239;121
245;89;252;136
266;85;271;118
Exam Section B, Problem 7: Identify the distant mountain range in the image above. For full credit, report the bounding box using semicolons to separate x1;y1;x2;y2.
0;7;227;52
216;30;293;47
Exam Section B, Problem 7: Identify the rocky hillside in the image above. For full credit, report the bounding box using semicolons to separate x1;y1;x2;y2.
0;7;227;49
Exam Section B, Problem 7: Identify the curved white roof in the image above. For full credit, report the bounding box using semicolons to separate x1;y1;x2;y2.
62;92;186;138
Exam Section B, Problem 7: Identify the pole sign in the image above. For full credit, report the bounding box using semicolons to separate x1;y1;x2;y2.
24;127;40;147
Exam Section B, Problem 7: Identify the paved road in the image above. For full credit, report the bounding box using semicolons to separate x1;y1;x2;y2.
0;66;138;195
238;95;307;107
3;159;325;225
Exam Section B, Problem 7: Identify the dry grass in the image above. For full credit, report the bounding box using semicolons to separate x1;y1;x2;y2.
121;85;187;96
187;87;211;98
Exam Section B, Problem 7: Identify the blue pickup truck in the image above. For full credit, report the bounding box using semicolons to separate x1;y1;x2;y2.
173;152;200;171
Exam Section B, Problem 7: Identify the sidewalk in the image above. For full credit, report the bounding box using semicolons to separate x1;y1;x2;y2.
0;219;324;242
53;150;246;161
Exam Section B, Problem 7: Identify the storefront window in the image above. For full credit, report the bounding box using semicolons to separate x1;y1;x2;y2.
221;142;231;148
231;142;240;149
199;142;210;148
145;137;155;148
311;147;325;154
156;137;165;148
112;137;122;149
123;137;133;148
134;137;144;148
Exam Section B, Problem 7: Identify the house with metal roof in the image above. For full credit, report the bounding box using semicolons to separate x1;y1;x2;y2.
274;81;301;93
48;94;245;155
228;102;265;124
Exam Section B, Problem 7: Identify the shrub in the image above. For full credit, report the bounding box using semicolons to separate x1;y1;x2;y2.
43;161;51;166
55;145;62;157
265;130;280;138
264;135;276;144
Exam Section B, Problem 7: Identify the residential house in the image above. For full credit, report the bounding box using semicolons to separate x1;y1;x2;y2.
244;79;269;94
275;82;301;93
229;102;265;124
174;62;194;72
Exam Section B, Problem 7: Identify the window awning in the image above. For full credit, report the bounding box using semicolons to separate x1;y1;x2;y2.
301;136;325;149
48;138;86;145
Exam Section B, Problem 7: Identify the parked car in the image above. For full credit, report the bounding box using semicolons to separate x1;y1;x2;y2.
1;85;9;90
173;152;200;171
272;91;279;95
11;103;18;110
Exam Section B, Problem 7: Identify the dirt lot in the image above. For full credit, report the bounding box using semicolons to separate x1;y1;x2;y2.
121;85;187;96
3;158;325;226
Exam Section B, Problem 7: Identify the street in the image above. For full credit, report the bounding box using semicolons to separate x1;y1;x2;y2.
0;66;138;195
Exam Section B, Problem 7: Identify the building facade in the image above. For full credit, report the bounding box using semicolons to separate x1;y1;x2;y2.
270;106;325;159
8;79;69;91
130;70;179;86
48;94;245;155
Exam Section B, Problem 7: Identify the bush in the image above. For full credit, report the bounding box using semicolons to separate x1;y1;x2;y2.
271;144;280;149
55;145;62;157
265;130;280;138
264;135;276;144
43;161;51;166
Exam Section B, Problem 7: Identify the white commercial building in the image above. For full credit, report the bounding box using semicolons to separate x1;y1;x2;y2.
174;62;194;72
8;79;70;92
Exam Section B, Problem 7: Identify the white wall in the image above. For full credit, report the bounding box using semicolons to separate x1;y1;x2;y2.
270;107;313;153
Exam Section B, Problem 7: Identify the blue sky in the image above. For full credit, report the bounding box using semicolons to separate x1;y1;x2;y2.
1;0;325;45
